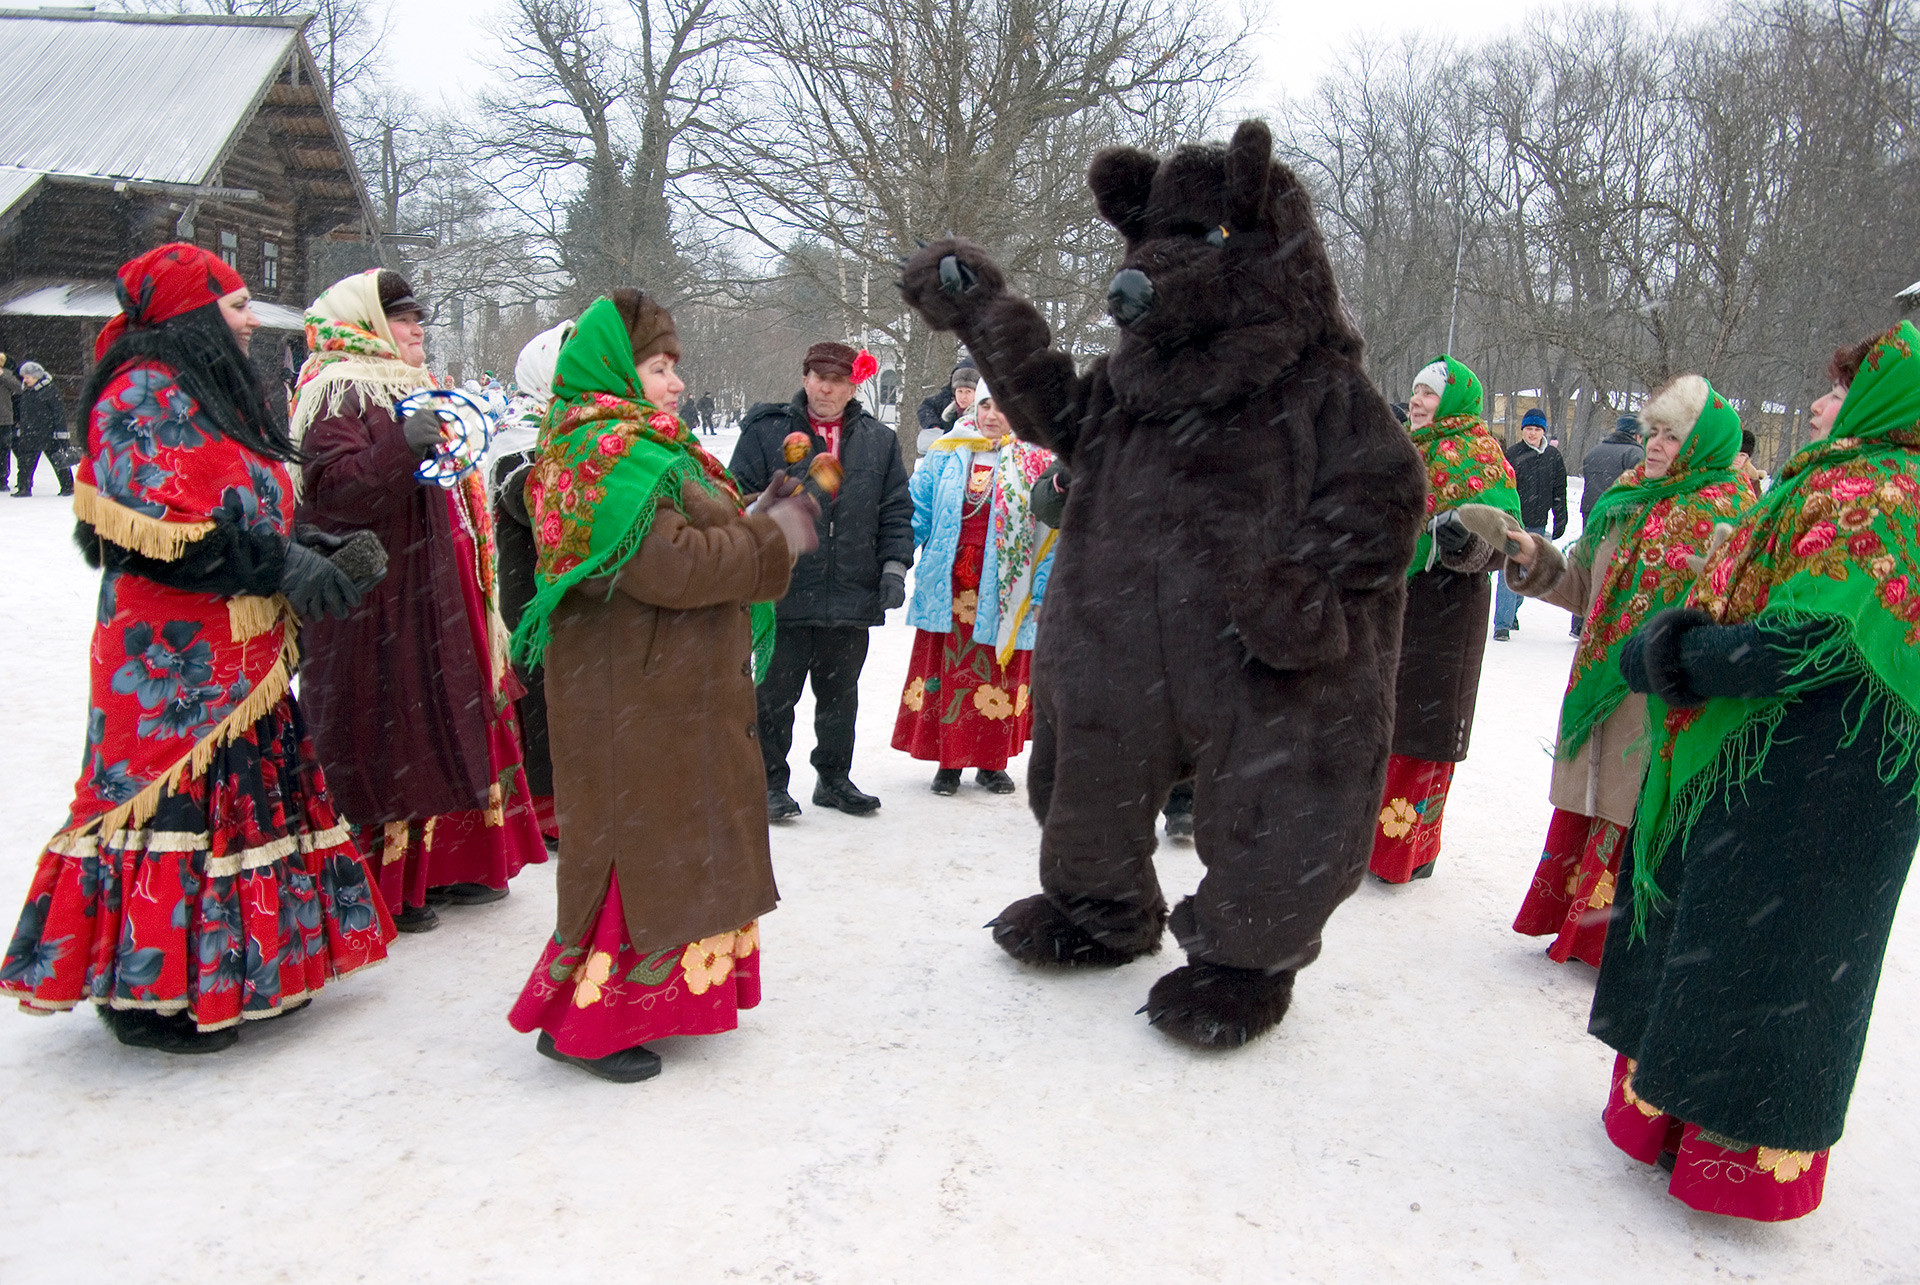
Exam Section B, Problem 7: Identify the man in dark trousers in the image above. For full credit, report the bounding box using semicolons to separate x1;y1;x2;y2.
732;342;914;819
1494;407;1567;640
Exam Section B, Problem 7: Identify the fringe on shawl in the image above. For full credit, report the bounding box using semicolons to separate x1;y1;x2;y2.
53;621;302;844
1629;610;1920;938
228;594;286;642
71;483;213;560
287;358;437;450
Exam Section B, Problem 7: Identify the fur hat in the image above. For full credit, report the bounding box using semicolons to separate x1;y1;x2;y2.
1616;413;1641;436
1411;360;1450;397
1740;427;1757;456
805;341;857;377
610;289;681;364
19;360;46;380
1520;407;1549;430
376;269;427;321
952;365;979;389
1640;374;1710;438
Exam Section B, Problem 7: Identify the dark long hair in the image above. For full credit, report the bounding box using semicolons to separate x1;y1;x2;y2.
82;301;296;462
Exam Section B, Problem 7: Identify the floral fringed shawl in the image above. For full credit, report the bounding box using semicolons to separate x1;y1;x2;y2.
984;439;1057;664
1631;322;1920;929
1407;355;1521;576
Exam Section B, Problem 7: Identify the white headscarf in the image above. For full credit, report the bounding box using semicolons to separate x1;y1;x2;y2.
1411;360;1450;399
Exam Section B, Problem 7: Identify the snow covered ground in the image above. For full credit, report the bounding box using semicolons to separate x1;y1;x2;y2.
1;454;1916;1283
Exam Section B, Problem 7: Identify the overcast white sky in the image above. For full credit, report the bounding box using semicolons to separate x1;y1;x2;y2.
387;0;1711;117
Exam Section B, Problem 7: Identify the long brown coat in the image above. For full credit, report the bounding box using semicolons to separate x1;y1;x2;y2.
1391;537;1502;763
544;479;792;953
1504;532;1647;827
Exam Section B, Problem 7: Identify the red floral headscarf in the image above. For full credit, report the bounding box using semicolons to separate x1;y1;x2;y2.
94;242;246;360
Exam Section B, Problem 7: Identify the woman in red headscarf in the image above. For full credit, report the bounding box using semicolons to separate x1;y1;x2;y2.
0;243;396;1054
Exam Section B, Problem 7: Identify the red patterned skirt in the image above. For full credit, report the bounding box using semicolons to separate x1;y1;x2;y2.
1513;808;1624;966
892;539;1033;771
1603;1053;1828;1221
1369;754;1456;882
507;871;761;1059
0;697;395;1031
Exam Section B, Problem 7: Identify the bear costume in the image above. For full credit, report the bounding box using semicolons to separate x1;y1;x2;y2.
897;120;1427;1048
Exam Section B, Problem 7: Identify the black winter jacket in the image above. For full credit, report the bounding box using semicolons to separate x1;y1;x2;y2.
1505;439;1567;535
731;393;914;627
14;380;67;453
916;383;955;434
1580;430;1644;518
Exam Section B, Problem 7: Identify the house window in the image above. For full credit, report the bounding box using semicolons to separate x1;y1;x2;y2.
219;230;238;268
262;240;279;290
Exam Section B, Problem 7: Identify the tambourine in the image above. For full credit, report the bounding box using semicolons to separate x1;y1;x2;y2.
399;387;509;487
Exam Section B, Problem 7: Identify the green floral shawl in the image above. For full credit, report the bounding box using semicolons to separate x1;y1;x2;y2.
1630;321;1920;932
508;298;776;679
1407;355;1522;576
1557;384;1746;760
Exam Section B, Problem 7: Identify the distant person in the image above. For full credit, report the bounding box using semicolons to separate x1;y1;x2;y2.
1732;427;1767;500
698;391;717;435
1493;408;1567;640
914;358;974;453
11;361;73;497
1581;413;1645;523
0;353;18;491
731;341;913;820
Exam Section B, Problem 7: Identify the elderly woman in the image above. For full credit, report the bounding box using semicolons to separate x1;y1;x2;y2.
1500;377;1747;965
894;382;1055;795
10;361;72;497
1369;356;1521;882
1585;321;1920;1221
293;269;547;932
0;243;392;1052
506;291;817;1083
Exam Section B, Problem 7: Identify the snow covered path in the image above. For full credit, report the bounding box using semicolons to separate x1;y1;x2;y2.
1;485;1915;1282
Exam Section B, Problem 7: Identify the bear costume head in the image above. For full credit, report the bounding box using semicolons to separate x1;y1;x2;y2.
1089;120;1359;412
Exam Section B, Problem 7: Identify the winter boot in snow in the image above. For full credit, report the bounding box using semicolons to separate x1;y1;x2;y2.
427;882;507;906
1162;783;1195;840
976;769;1016;794
767;788;801;821
931;768;962;795
813;774;880;815
536;1032;661;1083
1142;962;1295;1050
988;894;1154;968
99;1005;239;1054
392;903;440;933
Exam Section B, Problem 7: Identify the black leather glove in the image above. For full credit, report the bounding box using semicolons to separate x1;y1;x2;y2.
880;561;908;610
280;539;363;620
1429;510;1474;557
402;406;445;456
1622;607;1715;706
294;522;347;554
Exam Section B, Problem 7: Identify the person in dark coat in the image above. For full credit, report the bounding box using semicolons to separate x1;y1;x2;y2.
1581;414;1644;522
1493;407;1567;639
1588;322;1920;1222
11;361;72;496
898;120;1428;1050
0;354;19;492
697;391;717;434
731;342;914;819
293;269;547;932
914;363;978;454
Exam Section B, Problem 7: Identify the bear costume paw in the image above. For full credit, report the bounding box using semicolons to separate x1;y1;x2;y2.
988;895;1154;968
1142;962;1296;1049
898;238;1007;333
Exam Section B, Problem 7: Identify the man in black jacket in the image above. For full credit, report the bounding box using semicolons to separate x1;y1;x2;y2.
732;342;914;819
1494;408;1567;640
1581;413;1645;522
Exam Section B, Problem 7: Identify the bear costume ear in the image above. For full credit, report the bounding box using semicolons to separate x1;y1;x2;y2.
1225;119;1273;233
1088;146;1159;244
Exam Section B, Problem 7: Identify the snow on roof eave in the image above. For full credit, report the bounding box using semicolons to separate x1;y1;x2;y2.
0;9;306;30
0;166;43;221
0;278;306;330
1899;278;1920;301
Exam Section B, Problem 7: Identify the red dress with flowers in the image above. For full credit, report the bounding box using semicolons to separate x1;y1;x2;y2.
893;461;1034;770
0;361;394;1030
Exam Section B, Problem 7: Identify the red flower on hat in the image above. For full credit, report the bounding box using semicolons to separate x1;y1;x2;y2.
851;350;878;385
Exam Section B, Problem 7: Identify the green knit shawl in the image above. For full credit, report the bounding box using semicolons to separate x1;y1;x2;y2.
1407;355;1522;577
1629;321;1920;934
508;298;776;679
1556;383;1746;760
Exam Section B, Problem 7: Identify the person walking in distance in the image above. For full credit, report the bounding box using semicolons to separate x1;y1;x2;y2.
1493;407;1567;640
731;342;914;819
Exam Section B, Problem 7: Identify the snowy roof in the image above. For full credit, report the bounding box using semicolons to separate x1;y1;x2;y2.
0;10;302;217
0;278;306;331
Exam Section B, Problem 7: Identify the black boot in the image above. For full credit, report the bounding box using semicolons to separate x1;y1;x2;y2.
976;769;1016;794
813;774;880;815
426;882;508;906
392;903;440;933
99;1005;239;1054
931;768;962;796
537;1032;662;1082
1163;792;1194;840
987;894;1154;968
1143;961;1296;1049
767;787;801;821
